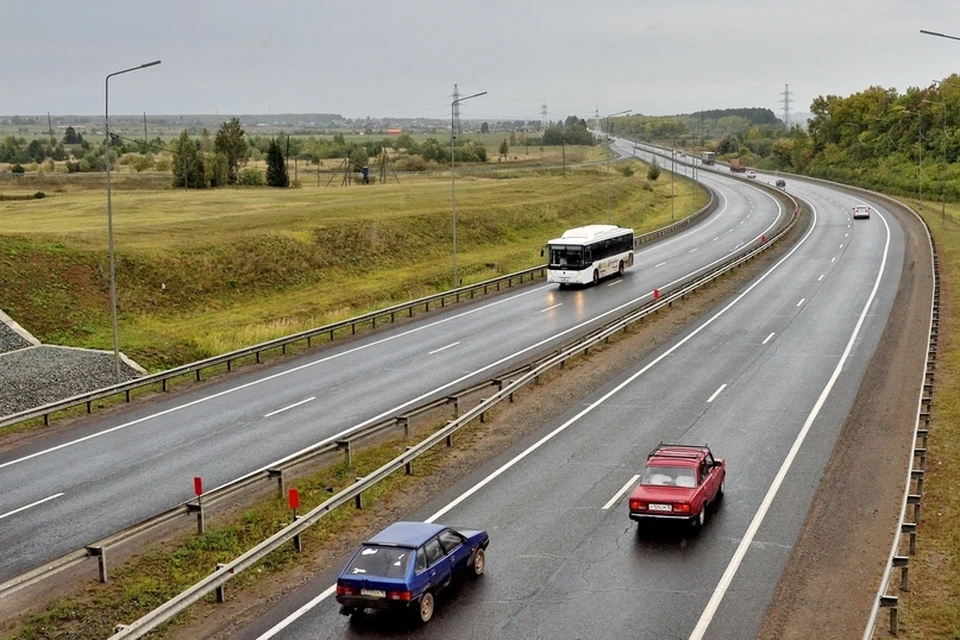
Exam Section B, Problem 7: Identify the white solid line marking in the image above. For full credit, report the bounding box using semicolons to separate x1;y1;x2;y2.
689;205;891;640
797;298;805;307
0;493;64;521
256;179;796;640
707;384;727;403
655;261;667;267
818;274;825;282
762;332;775;345
264;396;316;418
607;280;623;287
602;474;641;510
540;303;563;313
428;342;460;355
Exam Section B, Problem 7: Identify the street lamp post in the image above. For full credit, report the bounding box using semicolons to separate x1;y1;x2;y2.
105;59;161;383
449;89;486;290
603;109;632;223
900;109;924;204
922;98;948;226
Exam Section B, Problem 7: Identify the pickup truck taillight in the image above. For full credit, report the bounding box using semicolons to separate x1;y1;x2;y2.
673;503;691;514
387;590;412;601
629;499;646;511
336;585;357;596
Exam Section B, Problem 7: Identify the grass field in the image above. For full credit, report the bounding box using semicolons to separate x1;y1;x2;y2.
893;198;960;639
0;161;705;370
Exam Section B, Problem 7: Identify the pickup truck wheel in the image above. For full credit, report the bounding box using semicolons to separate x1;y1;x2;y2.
417;592;435;624
472;548;486;576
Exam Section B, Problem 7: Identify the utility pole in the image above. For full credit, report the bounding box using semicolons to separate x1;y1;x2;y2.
47;112;53;140
143;111;147;145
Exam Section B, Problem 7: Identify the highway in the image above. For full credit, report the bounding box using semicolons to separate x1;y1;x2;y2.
0;157;785;581
235;169;907;639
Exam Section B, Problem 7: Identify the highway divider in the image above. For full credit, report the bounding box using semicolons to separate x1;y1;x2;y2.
105;186;801;639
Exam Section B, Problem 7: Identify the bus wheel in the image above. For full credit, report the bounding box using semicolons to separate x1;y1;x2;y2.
592;270;599;286
618;261;624;277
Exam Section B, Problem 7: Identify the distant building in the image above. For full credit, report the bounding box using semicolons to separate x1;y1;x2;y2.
387;128;402;135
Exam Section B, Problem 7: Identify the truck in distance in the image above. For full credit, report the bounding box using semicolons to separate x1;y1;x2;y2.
701;151;716;165
728;157;747;173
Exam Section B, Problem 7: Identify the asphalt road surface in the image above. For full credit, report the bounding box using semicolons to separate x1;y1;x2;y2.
0;158;785;581
236;169;905;640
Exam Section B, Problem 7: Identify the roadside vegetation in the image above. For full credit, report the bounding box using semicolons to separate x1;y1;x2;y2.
0;163;705;370
895;198;960;639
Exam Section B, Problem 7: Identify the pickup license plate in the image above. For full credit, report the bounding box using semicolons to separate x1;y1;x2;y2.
649;503;672;512
361;589;386;598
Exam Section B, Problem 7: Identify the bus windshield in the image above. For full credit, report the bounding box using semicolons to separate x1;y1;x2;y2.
549;245;585;269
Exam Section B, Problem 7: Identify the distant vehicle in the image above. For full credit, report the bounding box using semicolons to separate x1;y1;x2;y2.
728;158;747;173
775;179;786;188
336;521;489;624
628;444;725;530
544;224;635;288
702;151;717;165
853;205;872;220
746;170;757;179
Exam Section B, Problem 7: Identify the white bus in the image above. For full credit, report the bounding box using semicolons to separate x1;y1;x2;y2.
545;224;635;287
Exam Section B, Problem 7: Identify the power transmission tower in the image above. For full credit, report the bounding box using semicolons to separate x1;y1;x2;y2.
780;84;793;130
540;99;548;135
452;84;462;137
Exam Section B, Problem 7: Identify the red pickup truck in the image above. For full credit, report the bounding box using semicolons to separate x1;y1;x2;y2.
628;444;725;530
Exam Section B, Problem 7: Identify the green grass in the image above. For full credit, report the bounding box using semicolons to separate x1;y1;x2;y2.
3;432;450;640
894;198;960;639
0;163;706;370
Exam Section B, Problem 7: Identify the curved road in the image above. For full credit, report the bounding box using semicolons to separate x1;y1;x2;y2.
0;160;785;581
236;170;908;639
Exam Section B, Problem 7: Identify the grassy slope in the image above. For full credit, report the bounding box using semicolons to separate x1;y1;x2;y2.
0;163;705;370
897;199;960;639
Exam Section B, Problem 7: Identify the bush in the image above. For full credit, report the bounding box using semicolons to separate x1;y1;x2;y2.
11;163;24;175
619;165;634;177
238;167;266;186
647;161;660;180
393;156;431;172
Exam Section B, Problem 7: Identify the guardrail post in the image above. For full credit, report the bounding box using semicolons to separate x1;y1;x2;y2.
187;502;205;535
337;440;351;468
911;468;924;495
908;494;922;525
215;563;229;602
355;478;364;509
893;556;910;591
86;545;108;583
268;469;284;498
880;595;898;635
293;515;303;553
398;416;410;437
405;446;413;475
902;522;917;555
447;395;461;417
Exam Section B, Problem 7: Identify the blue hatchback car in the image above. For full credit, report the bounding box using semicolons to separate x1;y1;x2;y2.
336;521;489;624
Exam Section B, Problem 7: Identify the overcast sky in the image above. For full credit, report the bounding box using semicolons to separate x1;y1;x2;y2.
3;1;957;121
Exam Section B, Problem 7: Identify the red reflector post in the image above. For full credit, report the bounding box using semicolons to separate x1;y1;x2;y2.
289;488;300;510
193;476;203;496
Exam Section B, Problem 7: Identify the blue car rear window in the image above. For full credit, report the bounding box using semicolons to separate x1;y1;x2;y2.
345;545;412;579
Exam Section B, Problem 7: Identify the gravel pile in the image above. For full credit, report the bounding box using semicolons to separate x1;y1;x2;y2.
0;322;31;353
0;346;140;418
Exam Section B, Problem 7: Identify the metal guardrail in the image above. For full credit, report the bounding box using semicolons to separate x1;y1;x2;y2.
719;169;940;638
0;185;721;600
107;188;802;639
0;182;714;432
